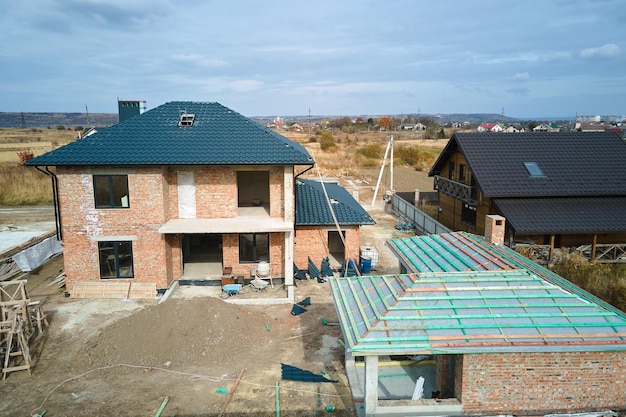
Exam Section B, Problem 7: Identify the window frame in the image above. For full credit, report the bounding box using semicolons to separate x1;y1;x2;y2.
238;233;270;264
93;174;130;209
98;241;134;279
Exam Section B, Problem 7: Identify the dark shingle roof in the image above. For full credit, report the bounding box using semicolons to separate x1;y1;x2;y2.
493;196;626;234
429;131;626;197
295;179;375;226
27;101;314;166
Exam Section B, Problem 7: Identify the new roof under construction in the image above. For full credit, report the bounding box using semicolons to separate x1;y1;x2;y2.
329;232;626;356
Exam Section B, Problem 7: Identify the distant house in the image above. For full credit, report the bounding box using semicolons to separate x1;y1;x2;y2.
532;122;559;132
503;124;525;133
476;123;502;132
428;131;626;257
26;101;373;299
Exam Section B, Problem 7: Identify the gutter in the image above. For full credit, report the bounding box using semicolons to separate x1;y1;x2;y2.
35;166;62;241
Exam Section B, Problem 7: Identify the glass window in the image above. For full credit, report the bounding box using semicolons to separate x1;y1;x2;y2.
98;241;134;279
94;175;129;208
459;164;467;183
239;233;269;263
524;162;546;178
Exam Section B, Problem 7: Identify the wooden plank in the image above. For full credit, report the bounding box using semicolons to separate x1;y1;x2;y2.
218;368;245;417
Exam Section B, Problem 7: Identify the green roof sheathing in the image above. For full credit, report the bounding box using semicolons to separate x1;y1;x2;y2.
329;232;626;355
27;101;314;166
295;179;375;226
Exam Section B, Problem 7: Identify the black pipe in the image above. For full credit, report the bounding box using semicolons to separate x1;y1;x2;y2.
35;166;62;241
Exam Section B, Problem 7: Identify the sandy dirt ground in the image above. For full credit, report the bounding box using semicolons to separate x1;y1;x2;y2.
0;201;414;417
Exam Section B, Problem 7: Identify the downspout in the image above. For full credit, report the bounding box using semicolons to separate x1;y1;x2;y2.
293;164;315;222
35;166;62;241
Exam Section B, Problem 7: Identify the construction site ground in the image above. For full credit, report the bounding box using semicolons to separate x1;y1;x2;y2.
0;198;414;417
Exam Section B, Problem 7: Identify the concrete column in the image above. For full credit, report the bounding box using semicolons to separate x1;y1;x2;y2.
364;355;378;415
285;230;294;299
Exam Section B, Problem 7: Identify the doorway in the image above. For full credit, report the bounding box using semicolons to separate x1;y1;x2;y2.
328;231;345;266
182;234;223;279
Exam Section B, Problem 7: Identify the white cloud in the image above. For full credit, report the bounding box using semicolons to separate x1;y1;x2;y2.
580;43;620;58
510;72;530;81
171;54;229;68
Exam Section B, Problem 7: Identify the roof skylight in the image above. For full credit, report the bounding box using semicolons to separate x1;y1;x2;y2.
523;162;545;178
178;113;195;127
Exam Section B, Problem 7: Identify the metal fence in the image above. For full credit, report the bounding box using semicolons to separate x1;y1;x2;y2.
391;193;450;235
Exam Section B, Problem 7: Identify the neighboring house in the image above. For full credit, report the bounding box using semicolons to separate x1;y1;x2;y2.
476;123;502;133
428;131;626;256
532;122;559;132
26;101;375;299
330;218;626;416
503;124;525;133
294;179;375;268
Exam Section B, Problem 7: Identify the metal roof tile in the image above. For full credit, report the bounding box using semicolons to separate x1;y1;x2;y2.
27;101;314;167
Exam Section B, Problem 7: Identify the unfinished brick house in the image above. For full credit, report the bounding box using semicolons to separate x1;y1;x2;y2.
330;216;626;417
428;131;626;260
27;101;371;299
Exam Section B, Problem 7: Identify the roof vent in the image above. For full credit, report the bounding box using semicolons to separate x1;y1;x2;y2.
178;111;195;127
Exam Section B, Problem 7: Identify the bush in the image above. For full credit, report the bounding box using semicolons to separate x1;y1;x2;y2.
319;131;336;151
56;125;65;130
356;143;383;159
16;150;35;166
308;136;317;143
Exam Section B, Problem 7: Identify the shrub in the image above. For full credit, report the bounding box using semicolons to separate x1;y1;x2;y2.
17;150;35;166
356;143;383;159
308;136;317;143
56;125;65;130
319;131;336;151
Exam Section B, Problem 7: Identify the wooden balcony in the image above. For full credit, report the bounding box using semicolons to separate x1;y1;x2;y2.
433;175;477;205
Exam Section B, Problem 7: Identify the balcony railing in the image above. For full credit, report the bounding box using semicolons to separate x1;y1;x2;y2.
433;176;477;205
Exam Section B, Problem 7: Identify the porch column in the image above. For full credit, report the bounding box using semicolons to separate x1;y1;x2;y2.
364;355;379;415
285;230;294;299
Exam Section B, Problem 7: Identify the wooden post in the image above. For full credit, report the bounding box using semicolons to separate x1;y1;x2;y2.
549;234;555;263
591;234;598;262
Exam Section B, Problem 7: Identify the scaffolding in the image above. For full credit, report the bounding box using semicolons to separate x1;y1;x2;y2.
0;280;48;378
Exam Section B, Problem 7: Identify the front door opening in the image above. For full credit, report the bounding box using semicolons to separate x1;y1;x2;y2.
328;230;345;266
182;234;222;279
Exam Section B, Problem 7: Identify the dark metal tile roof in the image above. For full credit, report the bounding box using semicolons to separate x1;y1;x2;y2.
27;101;314;166
295;179;375;226
493;196;626;234
430;131;626;197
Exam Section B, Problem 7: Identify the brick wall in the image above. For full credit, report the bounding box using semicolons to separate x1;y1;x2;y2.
461;351;626;415
294;226;361;268
58;166;171;292
57;165;291;296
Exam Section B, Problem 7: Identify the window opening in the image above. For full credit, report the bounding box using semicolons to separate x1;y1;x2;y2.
239;233;269;263
461;203;476;228
99;241;134;279
94;175;129;208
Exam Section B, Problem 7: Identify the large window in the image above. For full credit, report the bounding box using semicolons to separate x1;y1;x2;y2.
239;233;269;263
94;175;129;208
98;241;134;279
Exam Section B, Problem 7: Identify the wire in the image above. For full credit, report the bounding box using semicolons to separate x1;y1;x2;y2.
30;363;353;416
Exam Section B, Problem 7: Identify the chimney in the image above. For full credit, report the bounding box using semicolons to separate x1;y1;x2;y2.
485;215;505;245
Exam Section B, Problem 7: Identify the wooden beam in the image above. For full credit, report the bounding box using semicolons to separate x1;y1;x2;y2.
218;368;245;417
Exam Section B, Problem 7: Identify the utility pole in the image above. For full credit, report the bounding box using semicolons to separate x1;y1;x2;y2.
371;135;394;206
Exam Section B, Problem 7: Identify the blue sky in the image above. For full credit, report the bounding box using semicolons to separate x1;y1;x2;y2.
1;0;625;118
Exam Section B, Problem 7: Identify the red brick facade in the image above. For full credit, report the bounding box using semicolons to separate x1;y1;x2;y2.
294;226;361;268
56;165;362;297
461;351;626;415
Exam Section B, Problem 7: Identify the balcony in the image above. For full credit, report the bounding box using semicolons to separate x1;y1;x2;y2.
433;175;477;205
